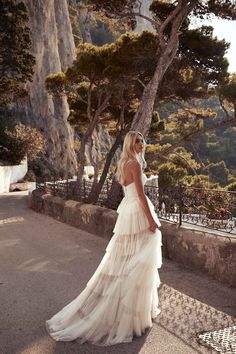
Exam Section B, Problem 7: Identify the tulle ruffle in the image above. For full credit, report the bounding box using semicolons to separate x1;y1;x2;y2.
46;177;162;346
46;229;162;346
114;195;161;235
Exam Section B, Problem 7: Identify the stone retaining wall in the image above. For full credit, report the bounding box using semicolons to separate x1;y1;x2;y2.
29;190;236;287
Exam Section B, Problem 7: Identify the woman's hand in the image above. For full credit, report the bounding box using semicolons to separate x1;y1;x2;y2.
149;220;159;233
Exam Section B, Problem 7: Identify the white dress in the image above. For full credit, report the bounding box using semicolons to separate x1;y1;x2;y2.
46;173;162;346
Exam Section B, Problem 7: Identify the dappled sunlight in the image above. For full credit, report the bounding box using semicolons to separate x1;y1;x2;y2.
63;244;92;254
16;336;54;354
16;257;73;275
16;334;122;354
0;216;24;225
154;284;235;352
0;238;21;248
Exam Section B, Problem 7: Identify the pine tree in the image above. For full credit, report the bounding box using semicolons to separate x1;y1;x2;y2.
87;0;236;136
0;0;35;107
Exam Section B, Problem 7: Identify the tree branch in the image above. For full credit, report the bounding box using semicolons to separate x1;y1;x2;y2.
118;11;160;28
219;93;232;120
87;82;93;122
172;151;198;175
136;78;146;89
159;0;183;49
190;142;206;168
156;150;198;175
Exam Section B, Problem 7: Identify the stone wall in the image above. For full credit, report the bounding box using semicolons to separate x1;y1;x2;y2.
29;191;236;287
160;222;236;287
29;190;116;240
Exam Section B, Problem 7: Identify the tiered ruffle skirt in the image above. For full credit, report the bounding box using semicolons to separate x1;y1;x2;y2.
46;197;162;346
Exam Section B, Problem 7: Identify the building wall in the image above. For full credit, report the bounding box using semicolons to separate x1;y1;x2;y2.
0;158;27;193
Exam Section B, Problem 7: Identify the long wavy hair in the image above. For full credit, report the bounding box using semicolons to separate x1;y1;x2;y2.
116;131;146;185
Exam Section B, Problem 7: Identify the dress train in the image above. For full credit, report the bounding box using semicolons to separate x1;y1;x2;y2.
46;174;162;346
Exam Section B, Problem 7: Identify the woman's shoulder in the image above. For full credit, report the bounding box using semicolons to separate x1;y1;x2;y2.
125;159;141;170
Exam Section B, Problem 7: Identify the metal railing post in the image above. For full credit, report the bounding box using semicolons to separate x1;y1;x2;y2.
53;177;56;195
107;180;109;200
179;184;183;227
66;178;69;198
83;178;86;200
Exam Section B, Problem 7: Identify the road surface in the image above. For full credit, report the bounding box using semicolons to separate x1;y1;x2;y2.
0;192;235;354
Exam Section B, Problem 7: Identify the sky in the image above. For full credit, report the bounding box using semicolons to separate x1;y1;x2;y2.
194;18;236;73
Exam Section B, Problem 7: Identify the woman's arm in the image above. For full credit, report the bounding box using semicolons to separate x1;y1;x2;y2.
130;161;158;232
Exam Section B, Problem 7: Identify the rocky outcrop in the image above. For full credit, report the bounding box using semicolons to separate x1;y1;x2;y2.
14;0;77;177
68;0;93;43
134;0;154;33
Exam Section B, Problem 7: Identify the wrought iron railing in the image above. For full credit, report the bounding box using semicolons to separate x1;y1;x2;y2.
35;178;123;209
36;178;236;234
158;185;236;234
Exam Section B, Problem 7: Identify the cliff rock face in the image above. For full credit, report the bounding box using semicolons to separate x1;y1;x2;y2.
68;0;93;43
135;0;154;33
15;0;77;176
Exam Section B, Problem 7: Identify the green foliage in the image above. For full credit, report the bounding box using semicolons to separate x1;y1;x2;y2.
149;111;165;137
161;107;216;146
220;74;236;109
0;0;35;107
0;118;45;165
46;31;160;134
171;148;200;171
183;174;220;189
108;31;159;77
157;163;187;190
153;97;236;188
66;42;111;84
226;182;236;192
88;0;236;32
45;73;67;95
87;0;137;29
179;26;229;86
150;1;176;22
88;1;232;102
193;1;236;20
203;160;230;186
145;142;200;179
156;25;230;101
84;0;236;192
191;125;236;172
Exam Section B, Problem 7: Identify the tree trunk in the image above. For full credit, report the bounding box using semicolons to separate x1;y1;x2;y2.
131;1;196;137
87;129;125;203
76;95;110;185
88;132;100;185
77;135;87;185
77;123;97;185
131;57;170;136
106;178;123;210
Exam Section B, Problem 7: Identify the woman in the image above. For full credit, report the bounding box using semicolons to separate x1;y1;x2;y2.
46;131;162;346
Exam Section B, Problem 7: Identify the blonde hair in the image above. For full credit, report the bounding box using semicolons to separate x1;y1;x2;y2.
116;131;146;185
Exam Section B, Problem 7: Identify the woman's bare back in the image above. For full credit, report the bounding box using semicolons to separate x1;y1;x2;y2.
123;160;137;186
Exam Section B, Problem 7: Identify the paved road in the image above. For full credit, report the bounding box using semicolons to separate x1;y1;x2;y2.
0;192;235;354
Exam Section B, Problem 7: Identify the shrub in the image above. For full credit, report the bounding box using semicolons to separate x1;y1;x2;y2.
0;119;45;165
